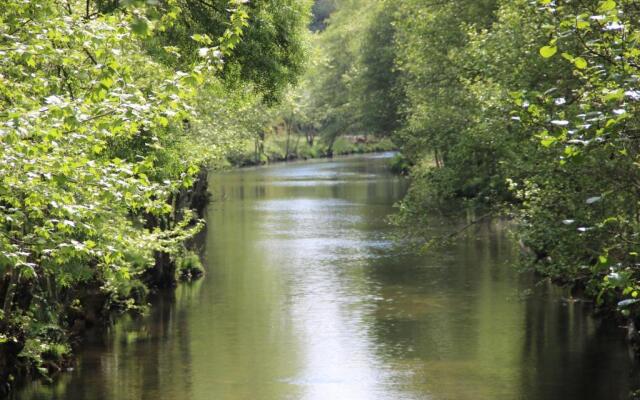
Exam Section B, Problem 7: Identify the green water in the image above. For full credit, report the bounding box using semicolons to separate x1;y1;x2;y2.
17;153;639;400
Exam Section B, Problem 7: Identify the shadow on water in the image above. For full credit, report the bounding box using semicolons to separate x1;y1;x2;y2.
15;152;640;400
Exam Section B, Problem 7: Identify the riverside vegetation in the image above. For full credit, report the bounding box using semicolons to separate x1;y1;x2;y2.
305;0;640;344
4;0;640;395
0;0;311;394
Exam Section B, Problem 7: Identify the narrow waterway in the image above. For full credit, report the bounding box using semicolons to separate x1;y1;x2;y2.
17;153;640;400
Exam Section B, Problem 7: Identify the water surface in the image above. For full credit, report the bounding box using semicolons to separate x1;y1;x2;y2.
17;153;639;400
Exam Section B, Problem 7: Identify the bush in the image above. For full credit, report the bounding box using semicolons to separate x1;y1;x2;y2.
176;251;205;282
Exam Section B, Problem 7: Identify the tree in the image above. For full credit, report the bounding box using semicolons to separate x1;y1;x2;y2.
0;0;310;391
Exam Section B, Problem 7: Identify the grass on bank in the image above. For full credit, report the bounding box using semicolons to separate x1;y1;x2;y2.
225;134;397;167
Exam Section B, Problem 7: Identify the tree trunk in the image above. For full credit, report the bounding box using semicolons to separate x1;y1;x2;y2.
284;120;291;160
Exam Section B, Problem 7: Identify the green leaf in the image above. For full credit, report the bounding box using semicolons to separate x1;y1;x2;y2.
561;52;574;62
603;89;624;102
574;57;587;69
540;46;558;58
576;20;590;29
599;0;616;11
191;34;213;45
541;136;557;147
564;145;580;157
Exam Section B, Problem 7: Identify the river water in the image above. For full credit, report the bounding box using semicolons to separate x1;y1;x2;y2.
17;153;640;399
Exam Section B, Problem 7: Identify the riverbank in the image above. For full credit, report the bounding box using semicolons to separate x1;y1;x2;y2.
0;172;209;398
1;136;395;397
225;134;396;167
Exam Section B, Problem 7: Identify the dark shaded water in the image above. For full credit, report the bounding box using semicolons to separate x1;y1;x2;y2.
17;153;640;399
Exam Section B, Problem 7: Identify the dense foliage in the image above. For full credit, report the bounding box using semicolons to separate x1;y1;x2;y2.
254;0;402;157
160;0;310;103
515;0;640;318
302;0;640;334
0;0;309;392
7;0;640;391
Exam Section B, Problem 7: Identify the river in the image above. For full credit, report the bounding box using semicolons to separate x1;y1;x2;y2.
16;153;640;399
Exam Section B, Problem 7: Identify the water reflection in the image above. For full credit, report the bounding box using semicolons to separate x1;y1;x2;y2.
16;153;639;400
